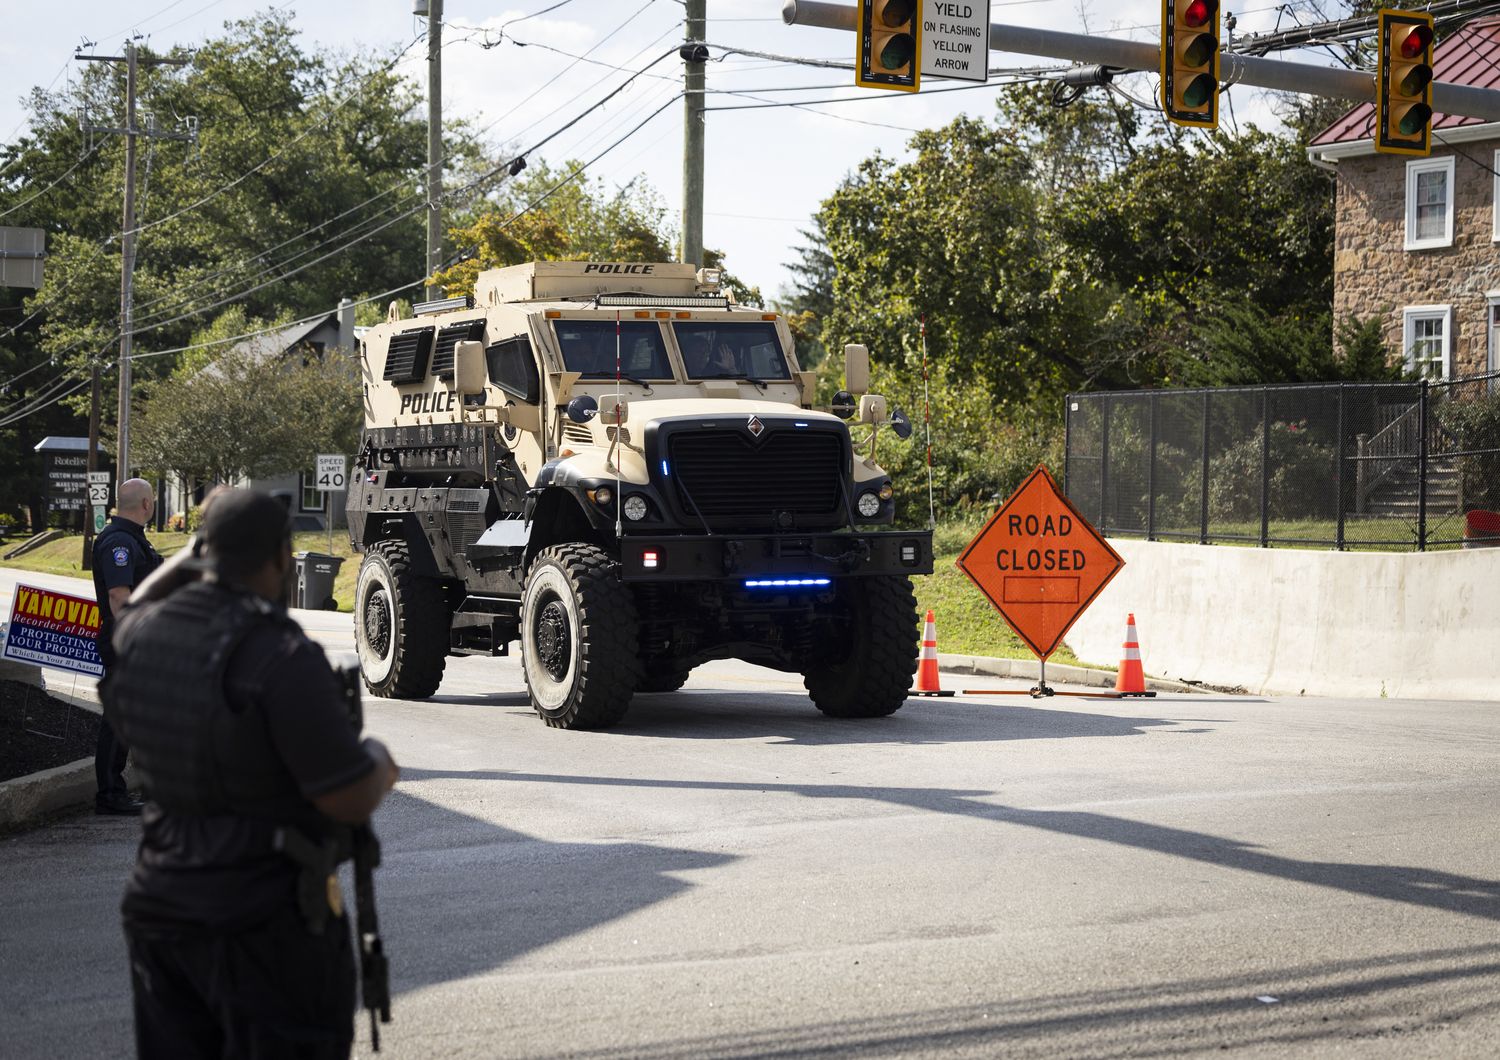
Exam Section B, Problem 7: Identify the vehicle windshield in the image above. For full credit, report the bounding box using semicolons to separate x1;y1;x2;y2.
553;320;673;379
673;322;791;381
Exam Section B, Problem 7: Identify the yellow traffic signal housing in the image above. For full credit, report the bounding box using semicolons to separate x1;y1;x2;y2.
857;0;921;92
1377;10;1435;156
1161;0;1219;128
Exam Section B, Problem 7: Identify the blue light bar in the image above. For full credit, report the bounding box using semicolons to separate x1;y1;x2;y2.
743;578;832;589
660;459;670;477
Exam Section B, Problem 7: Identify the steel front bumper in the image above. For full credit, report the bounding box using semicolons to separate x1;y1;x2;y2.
618;531;933;583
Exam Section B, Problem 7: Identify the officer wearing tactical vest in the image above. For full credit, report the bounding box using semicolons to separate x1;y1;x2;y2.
102;488;399;1059
92;477;162;816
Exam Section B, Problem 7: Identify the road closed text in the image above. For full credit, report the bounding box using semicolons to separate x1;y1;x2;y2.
996;513;1087;571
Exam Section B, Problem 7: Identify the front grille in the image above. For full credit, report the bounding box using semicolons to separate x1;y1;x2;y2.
383;327;434;382
667;426;844;529
431;320;485;379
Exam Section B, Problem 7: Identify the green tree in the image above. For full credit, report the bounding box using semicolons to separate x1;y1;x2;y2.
133;342;359;486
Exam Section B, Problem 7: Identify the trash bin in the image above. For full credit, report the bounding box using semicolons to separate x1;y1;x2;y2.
1463;510;1500;548
293;552;344;610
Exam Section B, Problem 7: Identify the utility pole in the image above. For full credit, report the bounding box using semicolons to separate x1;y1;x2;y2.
76;41;191;566
681;0;707;268
426;0;444;300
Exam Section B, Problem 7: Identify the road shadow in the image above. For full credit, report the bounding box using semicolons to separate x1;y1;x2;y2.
371;788;735;996
398;768;1500;923
614;689;1185;745
528;942;1500;1059
415;691;533;708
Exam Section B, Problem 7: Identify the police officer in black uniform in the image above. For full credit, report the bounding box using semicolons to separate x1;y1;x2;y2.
92;477;162;815
102;488;399;1059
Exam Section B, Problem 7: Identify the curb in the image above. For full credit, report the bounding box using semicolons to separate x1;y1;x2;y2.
0;667;128;834
939;654;1208;695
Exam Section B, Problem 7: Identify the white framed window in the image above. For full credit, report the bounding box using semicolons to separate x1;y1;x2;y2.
1405;155;1455;250
298;472;324;512
1402;304;1452;380
1493;150;1500;242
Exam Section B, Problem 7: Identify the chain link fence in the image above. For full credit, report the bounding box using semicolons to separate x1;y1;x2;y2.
1064;373;1500;551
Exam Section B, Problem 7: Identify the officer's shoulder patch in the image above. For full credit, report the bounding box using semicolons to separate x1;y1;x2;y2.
112;545;131;567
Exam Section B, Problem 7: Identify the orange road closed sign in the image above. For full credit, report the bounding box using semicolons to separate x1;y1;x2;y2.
955;465;1124;660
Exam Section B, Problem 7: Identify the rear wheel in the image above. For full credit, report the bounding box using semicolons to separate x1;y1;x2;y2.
521;544;641;729
804;576;918;718
354;541;450;699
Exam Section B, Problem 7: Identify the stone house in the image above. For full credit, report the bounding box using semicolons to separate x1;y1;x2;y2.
1307;16;1500;381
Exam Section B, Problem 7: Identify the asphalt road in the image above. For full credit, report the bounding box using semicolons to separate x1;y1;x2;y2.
1;568;1498;1058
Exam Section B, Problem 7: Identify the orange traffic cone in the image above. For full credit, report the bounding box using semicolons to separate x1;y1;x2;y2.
1114;613;1154;697
911;610;955;697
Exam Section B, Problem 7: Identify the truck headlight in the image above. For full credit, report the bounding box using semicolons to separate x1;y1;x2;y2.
856;491;881;518
589;485;613;507
623;495;649;521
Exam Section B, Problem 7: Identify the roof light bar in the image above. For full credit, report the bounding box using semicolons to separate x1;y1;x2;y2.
413;294;475;316
595;293;728;309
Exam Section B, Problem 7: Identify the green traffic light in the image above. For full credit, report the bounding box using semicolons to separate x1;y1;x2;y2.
1182;73;1215;108
1182;32;1217;68
879;32;915;70
1397;102;1433;136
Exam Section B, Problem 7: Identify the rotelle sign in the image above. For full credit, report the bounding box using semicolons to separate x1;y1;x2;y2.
955;465;1123;660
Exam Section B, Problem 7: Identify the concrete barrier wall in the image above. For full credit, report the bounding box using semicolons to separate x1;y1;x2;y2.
1063;540;1500;700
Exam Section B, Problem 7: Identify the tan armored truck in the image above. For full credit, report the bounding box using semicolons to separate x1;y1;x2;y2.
345;260;934;728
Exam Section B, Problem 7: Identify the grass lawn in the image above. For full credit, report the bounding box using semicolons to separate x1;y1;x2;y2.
1;531;361;612
0;526;1093;666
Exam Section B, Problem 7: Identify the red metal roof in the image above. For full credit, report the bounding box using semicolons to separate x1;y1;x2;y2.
1310;16;1500;146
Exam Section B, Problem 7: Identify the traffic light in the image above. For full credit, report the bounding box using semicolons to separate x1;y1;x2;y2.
1160;0;1219;128
1377;10;1435;156
856;0;920;92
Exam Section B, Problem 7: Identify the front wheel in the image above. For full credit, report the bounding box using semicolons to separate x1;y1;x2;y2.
353;541;451;699
804;576;918;718
521;544;641;729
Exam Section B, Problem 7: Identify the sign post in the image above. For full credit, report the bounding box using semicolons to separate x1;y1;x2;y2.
315;454;346;555
955;465;1128;697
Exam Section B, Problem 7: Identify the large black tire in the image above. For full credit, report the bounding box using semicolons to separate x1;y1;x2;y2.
354;541;450;699
521;544;641;729
637;666;691;694
804;576;919;718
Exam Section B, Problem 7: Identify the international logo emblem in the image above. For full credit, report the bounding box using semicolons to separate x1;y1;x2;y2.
746;415;764;438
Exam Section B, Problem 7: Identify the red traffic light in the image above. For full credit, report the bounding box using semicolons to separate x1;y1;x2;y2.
1399;24;1433;59
1183;0;1214;28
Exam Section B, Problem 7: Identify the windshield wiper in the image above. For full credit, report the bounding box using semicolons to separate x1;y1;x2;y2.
697;372;768;391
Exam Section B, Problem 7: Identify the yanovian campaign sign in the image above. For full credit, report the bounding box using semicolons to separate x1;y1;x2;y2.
2;583;103;677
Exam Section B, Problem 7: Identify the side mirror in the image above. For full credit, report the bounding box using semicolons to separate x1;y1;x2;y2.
843;343;870;396
454;340;486;395
831;390;856;420
601;400;628;425
858;394;888;424
566;395;599;423
889;406;914;440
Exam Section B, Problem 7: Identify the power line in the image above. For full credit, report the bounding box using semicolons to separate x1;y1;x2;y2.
0;143;102;221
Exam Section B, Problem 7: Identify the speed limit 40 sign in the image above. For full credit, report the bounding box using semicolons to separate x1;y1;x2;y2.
315;454;346;493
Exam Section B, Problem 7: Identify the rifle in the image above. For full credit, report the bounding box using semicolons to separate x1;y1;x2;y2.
333;657;393;1052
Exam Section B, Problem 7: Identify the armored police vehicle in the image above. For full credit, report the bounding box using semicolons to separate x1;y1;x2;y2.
346;260;933;729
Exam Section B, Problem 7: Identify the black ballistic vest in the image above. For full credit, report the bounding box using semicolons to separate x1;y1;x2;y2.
103;581;307;818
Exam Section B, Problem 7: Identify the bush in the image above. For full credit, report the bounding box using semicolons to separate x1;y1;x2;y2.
168;512;187;532
186;506;207;532
1207;419;1336;521
1436;390;1500;511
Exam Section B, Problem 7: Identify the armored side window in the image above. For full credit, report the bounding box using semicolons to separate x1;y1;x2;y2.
431;320;486;380
382;327;435;383
485;335;540;404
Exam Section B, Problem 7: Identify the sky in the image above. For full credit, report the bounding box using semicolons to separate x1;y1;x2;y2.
0;1;1351;305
